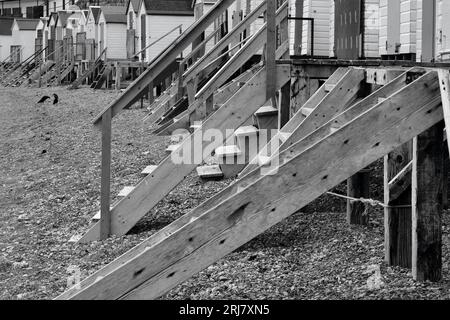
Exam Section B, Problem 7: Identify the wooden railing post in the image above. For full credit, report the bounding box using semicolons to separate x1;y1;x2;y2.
100;108;112;240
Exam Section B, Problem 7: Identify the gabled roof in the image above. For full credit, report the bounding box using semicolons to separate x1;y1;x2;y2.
36;17;48;29
100;6;127;24
0;17;14;36
47;12;58;26
57;11;73;27
142;0;194;16
14;18;40;31
89;6;101;24
126;0;140;14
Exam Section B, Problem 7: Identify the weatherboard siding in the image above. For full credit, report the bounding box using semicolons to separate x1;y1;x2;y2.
105;23;127;60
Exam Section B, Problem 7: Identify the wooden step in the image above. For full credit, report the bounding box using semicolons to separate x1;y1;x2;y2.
301;107;314;117
234;125;259;137
215;145;242;158
141;165;158;175
324;84;336;92
166;144;181;154
196;165;224;179
91;206;114;221
216;145;246;179
254;105;278;117
118;186;135;197
190;123;202;132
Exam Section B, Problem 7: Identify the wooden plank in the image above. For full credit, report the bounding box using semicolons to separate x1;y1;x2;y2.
437;69;450;153
365;68;405;85
56;71;443;300
100;108;112;240
79;64;291;242
412;121;444;282
92;0;237;126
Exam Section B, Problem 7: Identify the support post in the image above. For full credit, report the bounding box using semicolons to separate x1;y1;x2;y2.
100;109;112;240
384;142;413;268
265;0;276;104
149;81;154;105
278;80;290;128
115;62;121;91
347;169;371;225
412;121;444;282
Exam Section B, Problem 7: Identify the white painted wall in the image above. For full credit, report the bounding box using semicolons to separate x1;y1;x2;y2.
85;9;99;56
399;0;417;54
364;0;380;58
144;15;193;61
98;13;127;60
0;35;13;61
301;0;331;57
329;0;334;57
378;0;388;54
11;23;36;60
105;23;127;59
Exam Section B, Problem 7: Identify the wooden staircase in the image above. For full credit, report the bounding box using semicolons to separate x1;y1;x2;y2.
91;63;112;89
56;67;444;299
70;48;107;89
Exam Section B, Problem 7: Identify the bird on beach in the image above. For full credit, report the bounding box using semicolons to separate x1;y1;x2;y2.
37;95;51;103
36;94;59;104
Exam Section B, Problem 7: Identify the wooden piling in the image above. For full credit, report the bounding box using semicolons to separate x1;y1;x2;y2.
412;121;444;282
347;169;370;226
384;142;413;268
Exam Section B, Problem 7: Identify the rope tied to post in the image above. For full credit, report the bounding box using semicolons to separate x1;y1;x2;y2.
326;191;412;212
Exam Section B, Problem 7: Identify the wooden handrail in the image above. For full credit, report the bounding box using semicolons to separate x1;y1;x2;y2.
183;0;267;85
1;46;46;83
180;21;226;67
133;24;183;59
70;47;107;88
194;1;288;104
0;47;24;79
92;0;236;126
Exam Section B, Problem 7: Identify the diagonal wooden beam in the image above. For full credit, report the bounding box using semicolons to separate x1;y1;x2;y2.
437;69;450;153
388;160;412;202
78;64;291;242
57;71;442;300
